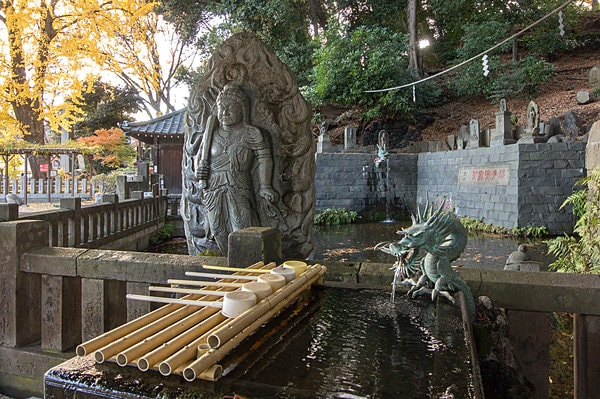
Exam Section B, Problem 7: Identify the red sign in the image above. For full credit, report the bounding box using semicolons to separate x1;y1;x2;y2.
39;164;48;172
458;165;510;186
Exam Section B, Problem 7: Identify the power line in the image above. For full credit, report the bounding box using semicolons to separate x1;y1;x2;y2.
365;0;575;93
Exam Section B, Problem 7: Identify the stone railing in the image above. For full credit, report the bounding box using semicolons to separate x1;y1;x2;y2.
1;220;599;398
0;193;167;250
0;176;100;203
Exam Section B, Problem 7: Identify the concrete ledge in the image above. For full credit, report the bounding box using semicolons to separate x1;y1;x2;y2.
459;268;600;315
22;248;229;284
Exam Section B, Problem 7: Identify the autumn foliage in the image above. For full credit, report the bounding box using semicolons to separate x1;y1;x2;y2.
76;128;136;172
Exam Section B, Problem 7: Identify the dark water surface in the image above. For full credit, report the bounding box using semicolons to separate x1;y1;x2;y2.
222;287;472;399
155;221;550;269
312;221;551;269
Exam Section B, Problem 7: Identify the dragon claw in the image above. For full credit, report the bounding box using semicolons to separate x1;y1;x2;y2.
433;289;456;304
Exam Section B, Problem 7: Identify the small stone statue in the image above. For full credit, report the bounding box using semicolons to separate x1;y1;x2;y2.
525;100;540;135
194;84;279;252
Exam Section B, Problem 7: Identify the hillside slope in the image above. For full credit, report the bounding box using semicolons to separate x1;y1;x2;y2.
420;47;600;143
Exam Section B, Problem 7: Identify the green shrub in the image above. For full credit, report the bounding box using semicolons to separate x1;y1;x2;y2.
149;224;174;245
485;56;554;101
461;217;548;238
314;208;359;225
546;168;600;274
452;21;554;102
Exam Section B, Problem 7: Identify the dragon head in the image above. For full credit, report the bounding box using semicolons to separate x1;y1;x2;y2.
397;201;467;259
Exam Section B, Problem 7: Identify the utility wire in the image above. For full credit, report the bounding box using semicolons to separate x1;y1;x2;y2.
365;0;575;93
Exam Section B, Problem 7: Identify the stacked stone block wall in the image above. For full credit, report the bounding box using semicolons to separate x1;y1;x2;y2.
517;142;586;233
315;142;585;234
417;146;520;229
315;153;418;216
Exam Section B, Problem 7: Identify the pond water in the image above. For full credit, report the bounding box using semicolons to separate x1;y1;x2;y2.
312;221;551;270
46;287;476;399
155;221;551;269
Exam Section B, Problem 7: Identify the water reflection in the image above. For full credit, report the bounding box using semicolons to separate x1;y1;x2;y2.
233;288;451;398
312;221;550;270
153;221;551;269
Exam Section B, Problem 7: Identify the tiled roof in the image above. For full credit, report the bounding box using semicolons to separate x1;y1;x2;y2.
122;108;186;136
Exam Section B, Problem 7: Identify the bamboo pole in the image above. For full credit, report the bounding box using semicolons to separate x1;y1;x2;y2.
185;271;258;281
78;261;268;357
76;303;180;356
93;293;224;363
126;294;224;308
207;265;326;349
115;306;220;366
167;279;244;288
154;313;231;375
149;286;228;296
198;364;223;381
135;262;269;373
202;265;274;273
183;265;327;381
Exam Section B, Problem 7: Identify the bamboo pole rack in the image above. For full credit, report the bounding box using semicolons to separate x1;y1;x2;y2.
76;260;327;382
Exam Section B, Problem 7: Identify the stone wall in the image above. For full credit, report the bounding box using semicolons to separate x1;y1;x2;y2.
315;153;418;219
315;142;586;233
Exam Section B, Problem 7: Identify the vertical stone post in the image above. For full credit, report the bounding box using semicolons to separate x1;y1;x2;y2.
81;279;127;342
228;227;282;268
116;175;129;200
131;191;144;226
101;194;119;234
344;125;357;151
42;274;81;352
61;197;81;247
81;278;104;342
0;220;47;346
574;314;600;399
0;203;19;221
127;282;150;321
468;119;480;149
505;262;550;399
492;100;517;146
507;310;550;399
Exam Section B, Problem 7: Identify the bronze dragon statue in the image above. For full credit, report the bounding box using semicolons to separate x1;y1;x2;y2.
376;202;475;317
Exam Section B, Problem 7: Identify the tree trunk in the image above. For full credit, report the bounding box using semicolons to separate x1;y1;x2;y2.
407;0;421;77
307;0;327;37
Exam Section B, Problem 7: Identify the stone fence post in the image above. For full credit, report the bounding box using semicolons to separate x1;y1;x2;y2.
0;220;48;347
228;227;282;267
61;197;81;247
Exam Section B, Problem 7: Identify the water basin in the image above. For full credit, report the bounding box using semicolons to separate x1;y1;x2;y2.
45;287;480;398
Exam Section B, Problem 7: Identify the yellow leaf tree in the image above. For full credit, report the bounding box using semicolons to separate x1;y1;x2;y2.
96;1;198;118
0;0;175;177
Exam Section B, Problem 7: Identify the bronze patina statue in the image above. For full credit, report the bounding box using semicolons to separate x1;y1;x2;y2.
376;203;475;317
